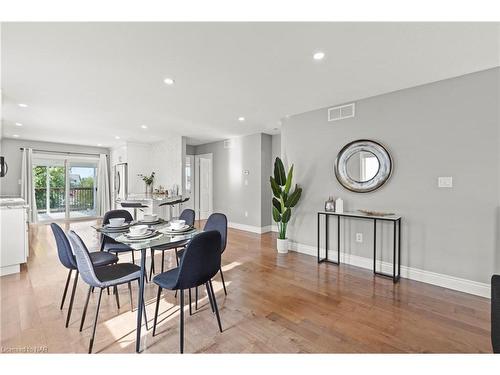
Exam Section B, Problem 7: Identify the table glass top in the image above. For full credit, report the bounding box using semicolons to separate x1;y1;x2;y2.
93;220;198;250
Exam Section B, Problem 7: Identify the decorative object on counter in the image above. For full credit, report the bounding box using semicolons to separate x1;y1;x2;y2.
142;172;155;194
357;209;395;217
335;197;344;213
334;139;393;193
325;196;335;212
270;157;302;254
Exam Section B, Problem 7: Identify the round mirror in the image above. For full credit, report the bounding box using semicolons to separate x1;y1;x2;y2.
334;139;392;193
345;150;380;183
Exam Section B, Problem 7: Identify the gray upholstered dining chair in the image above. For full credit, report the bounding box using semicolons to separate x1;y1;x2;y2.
51;223;118;328
68;230;147;353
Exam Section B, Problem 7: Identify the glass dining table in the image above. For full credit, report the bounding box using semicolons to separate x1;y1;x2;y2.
93;220;197;353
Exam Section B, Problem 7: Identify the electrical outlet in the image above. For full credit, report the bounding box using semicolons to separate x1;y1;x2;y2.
438;176;453;188
244;211;248;217
356;233;363;243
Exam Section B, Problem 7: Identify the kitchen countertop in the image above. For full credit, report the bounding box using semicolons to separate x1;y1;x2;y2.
0;197;28;209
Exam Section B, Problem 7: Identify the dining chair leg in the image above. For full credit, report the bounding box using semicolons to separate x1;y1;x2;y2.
60;269;73;309
195;286;198;311
114;285;120;309
107;287;110;295
149;249;155;280
219;268;227;296
89;288;103;354
188;288;193;315
208;280;223;333
65;270;79;328
131;250;135;264
175;248;179;266
152;286;162;336
80;286;92;332
128;281;133;310
161;250;165;273
206;283;215;313
179;289;184;354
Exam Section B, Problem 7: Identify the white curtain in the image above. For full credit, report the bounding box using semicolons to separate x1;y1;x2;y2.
96;154;110;216
21;148;38;223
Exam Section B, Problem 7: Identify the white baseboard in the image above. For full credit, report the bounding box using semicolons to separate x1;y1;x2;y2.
228;222;272;234
271;224;279;233
289;241;491;298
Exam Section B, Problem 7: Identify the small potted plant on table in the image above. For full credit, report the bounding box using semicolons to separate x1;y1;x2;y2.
142;172;155;195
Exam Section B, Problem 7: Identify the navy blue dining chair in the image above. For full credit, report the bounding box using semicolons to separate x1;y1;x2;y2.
68;230;147;354
152;230;223;353
176;213;228;312
101;209;136;263
51;223;118;328
149;208;195;279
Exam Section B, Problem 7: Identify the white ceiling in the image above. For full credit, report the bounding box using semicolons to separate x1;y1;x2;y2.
1;22;499;147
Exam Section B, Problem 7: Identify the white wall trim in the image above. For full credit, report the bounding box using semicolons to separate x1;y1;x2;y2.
228;222;272;234
289;241;491;298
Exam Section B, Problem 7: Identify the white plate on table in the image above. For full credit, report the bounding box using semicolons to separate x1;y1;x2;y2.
124;229;158;239
162;225;194;233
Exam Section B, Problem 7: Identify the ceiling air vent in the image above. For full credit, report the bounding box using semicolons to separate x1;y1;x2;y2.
328;103;355;122
224;139;234;149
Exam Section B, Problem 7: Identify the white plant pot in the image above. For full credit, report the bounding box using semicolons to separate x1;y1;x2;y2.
276;238;289;254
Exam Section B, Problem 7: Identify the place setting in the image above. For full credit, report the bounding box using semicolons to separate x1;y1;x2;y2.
99;217;132;233
136;213;166;226
160;218;196;235
116;224;163;243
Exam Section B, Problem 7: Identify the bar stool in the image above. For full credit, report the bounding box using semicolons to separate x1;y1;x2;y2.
120;201;149;221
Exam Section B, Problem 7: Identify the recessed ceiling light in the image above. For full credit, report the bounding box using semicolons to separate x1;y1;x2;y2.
163;78;175;85
18;103;28;108
13;134;20;138
114;136;120;140
141;125;148;129
97;143;103;147
313;51;325;61
238;117;245;122
15;122;23;127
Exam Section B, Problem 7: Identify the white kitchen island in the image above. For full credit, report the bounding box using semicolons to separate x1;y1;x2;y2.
0;197;29;276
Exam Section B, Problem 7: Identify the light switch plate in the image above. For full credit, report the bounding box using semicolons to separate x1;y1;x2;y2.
438;176;453;188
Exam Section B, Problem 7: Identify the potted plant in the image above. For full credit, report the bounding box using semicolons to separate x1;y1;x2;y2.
270;157;302;254
142;172;155;194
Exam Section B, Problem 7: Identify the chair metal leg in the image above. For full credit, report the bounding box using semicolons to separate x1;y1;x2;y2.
175;248;179;266
131;250;135;264
128;281;133;310
219;268;227;296
195;286;198;310
89;288;103;354
114;285;120;309
60;269;73;309
107;287;110;295
161;250;165;273
152;286;162;336
149;249;155;280
189;288;192;315
65;270;79;328
206;283;215;313
80;286;92;332
208;280;223;332
179;289;184;354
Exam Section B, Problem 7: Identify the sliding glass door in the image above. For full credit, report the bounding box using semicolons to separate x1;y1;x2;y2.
33;154;99;221
68;163;97;219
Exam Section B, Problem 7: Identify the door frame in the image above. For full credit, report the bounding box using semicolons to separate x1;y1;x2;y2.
194;153;213;221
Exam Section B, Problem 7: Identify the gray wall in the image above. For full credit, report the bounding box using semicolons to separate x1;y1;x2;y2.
186;144;196;155
261;134;272;227
193;133;272;228
0;138;109;196
282;68;499;284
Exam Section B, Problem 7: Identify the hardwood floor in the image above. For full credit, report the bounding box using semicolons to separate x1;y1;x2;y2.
0;219;492;353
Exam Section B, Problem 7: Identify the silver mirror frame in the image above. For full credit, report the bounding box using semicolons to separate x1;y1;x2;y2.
334;139;393;193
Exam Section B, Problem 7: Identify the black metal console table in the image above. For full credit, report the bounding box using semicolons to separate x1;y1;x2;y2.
317;211;402;283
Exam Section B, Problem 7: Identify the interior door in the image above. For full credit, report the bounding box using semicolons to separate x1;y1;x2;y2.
194;154;213;220
184;155;195;211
